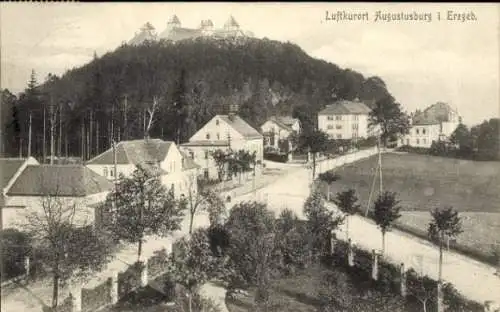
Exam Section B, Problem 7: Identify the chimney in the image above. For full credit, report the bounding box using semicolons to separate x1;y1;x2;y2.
228;102;239;121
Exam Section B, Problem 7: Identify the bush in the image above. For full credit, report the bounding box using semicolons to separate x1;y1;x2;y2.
1;229;33;280
264;152;288;163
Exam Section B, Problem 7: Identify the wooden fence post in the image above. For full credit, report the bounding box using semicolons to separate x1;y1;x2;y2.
400;263;407;297
371;249;379;281
110;275;119;305
347;239;354;267
140;259;148;287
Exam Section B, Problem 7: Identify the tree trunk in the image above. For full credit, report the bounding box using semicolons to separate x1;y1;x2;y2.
381;231;386;256
138;237;143;262
312;153;316;180
52;270;59;308
326;184;330;201
438;241;443;282
188;292;192;312
423;300;427;312
346;215;350;241
189;211;194;235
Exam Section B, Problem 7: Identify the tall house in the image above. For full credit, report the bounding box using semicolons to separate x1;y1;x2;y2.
318;99;373;140
399;102;461;148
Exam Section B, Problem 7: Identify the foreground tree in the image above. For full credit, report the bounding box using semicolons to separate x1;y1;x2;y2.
406;269;435;312
372;191;402;256
224;201;279;307
428;206;463;283
449;123;473;157
298;129;329;180
275;209;309;272
333;189;361;241
25;196;113;309
369;96;410;146
318;171;340;201
168;229;220;312
105;165;184;261
303;191;344;261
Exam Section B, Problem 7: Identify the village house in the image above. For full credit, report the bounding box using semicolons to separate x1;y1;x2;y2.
180;113;263;181
318;99;375;140
260;116;301;153
398;102;461;148
2;163;112;230
85;139;200;199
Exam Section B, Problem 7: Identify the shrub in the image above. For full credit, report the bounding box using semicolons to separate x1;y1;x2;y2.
263;152;288;163
1;229;32;280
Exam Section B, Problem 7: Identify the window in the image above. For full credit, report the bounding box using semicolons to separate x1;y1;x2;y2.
205;151;209;159
103;168;108;177
406;139;410;145
335;116;342;121
216;119;219;126
189;151;194;159
416;129;420;135
337;134;342;139
327;116;334;121
400;139;404;145
423;128;426;135
416;139;420;144
423;138;427;144
110;168;114;177
206;133;211;140
353;115;359;121
204;169;209;179
217;133;220;140
336;125;342;130
327;125;334;130
352;124;358;130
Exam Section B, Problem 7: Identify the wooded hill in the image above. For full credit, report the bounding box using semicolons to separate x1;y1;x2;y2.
2;36;395;160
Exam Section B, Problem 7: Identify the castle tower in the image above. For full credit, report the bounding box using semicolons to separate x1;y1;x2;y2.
200;19;214;36
128;22;157;46
167;14;181;30
224;15;240;31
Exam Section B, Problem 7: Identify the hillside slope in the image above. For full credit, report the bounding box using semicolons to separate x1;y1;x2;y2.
4;37;395;160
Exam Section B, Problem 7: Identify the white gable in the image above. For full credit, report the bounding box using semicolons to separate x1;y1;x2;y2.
189;115;244;142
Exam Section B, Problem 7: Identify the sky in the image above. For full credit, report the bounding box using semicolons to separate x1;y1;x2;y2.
1;2;499;126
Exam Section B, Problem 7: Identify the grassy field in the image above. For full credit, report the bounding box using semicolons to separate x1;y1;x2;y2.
324;153;500;262
326;153;500;213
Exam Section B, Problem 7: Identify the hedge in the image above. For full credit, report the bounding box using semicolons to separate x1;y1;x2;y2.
264;152;288;163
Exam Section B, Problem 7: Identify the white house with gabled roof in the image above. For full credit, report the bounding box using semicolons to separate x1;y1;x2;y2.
180;113;263;180
85;139;200;199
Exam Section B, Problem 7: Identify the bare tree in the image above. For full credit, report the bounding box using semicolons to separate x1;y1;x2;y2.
406;269;435;312
24;184;112;309
144;96;159;139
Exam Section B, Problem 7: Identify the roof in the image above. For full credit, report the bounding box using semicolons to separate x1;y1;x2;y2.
129;28;157;46
86;139;173;166
179;151;201;170
264;116;299;132
224;16;240;28
159;27;202;41
218;115;263;139
412;102;458;126
181;140;230;147
318;100;372;115
169;15;181;25
7;165;113;197
0;158;26;190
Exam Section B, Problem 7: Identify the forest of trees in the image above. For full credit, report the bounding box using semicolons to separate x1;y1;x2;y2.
1;36;395;161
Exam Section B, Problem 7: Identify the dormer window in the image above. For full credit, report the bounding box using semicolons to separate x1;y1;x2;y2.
206;133;210;140
216;119;220;126
103;168;108;177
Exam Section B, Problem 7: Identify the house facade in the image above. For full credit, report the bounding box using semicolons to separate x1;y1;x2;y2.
318;99;373;140
261;116;301;152
2;165;112;230
85;139;199;199
180;114;263;180
398;102;461;148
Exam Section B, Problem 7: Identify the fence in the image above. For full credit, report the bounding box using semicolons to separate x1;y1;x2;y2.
52;244;172;312
330;238;495;312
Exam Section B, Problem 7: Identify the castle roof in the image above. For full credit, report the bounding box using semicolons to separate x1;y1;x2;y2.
169;14;181;24
225;16;240;28
412;102;458;126
201;19;214;27
159;27;202;41
129;23;157;46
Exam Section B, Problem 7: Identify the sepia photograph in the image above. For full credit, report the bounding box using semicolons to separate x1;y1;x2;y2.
0;2;499;312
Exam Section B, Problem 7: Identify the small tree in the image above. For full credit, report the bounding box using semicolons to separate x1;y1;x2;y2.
369;96;410;147
224;201;279;306
106;165;184;261
275;209;309;272
318;171;340;201
428;207;463;282
212;149;229;182
204;188;227;227
406;269;435;312
333;189;360;241
168;229;219;312
372;191;402;256
303;191;344;261
298;129;329;180
25;196;113;309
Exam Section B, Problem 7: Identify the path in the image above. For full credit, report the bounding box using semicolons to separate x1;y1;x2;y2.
232;148;500;304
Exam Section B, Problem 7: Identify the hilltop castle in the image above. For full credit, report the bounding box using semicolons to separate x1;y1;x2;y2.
128;15;254;46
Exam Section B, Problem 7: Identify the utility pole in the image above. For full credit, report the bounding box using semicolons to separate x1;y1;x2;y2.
112;139;118;225
50;99;55;165
96;121;100;155
81;120;85;161
124;94;128;141
28;112;32;158
378;134;383;193
58;104;62;158
43;105;46;163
